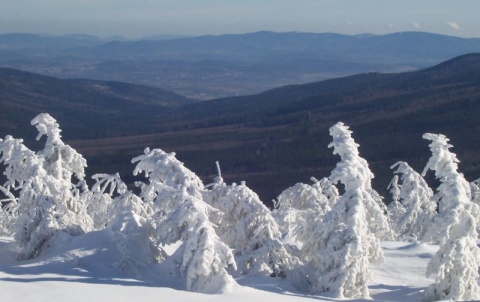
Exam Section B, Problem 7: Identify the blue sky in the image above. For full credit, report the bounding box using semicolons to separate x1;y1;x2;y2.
1;0;479;38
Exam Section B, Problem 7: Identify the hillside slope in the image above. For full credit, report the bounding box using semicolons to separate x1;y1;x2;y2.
0;68;193;140
2;54;480;203
64;53;480;203
3;31;480;98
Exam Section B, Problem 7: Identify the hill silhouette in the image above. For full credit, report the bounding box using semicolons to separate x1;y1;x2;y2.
3;31;480;99
2;54;480;204
0;67;192;140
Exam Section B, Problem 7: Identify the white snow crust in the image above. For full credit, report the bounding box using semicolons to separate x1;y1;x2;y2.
0;234;438;302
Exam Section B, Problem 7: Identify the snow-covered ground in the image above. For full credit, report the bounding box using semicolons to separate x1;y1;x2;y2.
0;231;436;302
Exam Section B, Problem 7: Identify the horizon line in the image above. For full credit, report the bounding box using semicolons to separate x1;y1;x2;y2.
0;30;478;41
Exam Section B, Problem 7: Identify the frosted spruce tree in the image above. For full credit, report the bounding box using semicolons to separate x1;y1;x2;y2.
86;173;125;230
387;175;405;236
30;114;93;232
390;161;436;241
31;114;87;183
313;122;388;299
274;177;335;243
89;173;161;277
0;114;93;259
470;178;480;204
273;177;337;290
132;148;237;293
204;162;299;278
421;133;480;302
0;185;17;235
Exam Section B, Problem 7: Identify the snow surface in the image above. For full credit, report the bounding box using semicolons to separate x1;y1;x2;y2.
0;232;438;302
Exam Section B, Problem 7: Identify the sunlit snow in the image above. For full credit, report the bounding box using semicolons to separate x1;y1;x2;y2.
0;233;436;302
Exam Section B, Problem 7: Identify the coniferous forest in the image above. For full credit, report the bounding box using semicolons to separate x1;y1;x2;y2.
1;113;479;301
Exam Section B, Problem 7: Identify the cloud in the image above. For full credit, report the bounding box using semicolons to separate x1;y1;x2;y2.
411;22;421;29
446;21;461;30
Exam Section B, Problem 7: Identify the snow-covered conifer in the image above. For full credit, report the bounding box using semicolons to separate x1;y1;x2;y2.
31;113;87;182
275;180;332;216
273;178;333;242
105;178;160;276
86;173;125;229
205;163;299;277
470;178;480;204
132;148;205;225
387;175;405;236
313;122;387;299
272;177;335;288
88;173;161;276
133;148;204;201
422;133;480;302
0;185;17;235
390;161;435;241
0;115;93;259
311;177;340;206
30;113;92;232
132;149;236;293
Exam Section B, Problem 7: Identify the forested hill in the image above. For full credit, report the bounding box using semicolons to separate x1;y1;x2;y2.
2;54;480;204
72;53;480;204
3;31;480;99
0;67;193;140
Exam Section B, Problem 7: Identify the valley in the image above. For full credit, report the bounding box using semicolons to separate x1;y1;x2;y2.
2;53;479;203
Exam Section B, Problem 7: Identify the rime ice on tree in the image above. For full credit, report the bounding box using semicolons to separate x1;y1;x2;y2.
389;161;435;241
0;114;92;259
132;149;237;293
313;122;388;299
205;162;299;277
387;175;406;234
421;133;480;302
274;178;335;242
273;177;336;289
89;173;160;277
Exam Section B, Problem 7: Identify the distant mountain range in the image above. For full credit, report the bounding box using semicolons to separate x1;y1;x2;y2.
2;31;480;99
1;53;480;204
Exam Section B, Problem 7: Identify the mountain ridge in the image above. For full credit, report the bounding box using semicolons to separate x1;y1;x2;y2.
0;67;193;140
70;53;480;203
2;53;480;203
3;31;480;99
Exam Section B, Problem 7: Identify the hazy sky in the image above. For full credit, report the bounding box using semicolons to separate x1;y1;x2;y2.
1;0;480;38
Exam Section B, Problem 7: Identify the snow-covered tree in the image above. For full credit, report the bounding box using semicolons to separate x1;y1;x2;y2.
389;161;436;241
272;176;337;290
205;162;299;277
273;177;335;241
30;114;92;232
31;113;87;182
0;114;93;260
470;178;480;204
312;177;340;206
387;175;405;235
132;148;236;293
85;173;125;229
89;173;161;276
0;185;17;235
421;133;480;302
132;147;204;224
312;122;387;299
